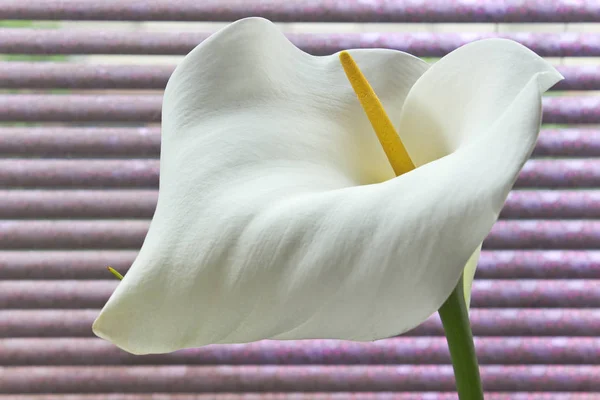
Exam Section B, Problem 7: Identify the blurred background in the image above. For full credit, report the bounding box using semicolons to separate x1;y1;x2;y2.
0;0;599;399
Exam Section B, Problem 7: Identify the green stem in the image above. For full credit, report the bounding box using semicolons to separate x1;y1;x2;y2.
438;274;484;400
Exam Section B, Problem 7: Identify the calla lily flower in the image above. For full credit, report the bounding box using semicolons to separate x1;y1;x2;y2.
93;17;562;355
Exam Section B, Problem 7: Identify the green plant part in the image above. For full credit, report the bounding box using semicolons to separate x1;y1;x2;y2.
107;266;124;280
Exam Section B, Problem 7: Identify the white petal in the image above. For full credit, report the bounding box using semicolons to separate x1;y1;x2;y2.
395;39;563;303
396;38;562;167
93;19;560;355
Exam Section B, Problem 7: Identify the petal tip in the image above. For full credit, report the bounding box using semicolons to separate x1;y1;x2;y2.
92;311;147;356
536;68;565;94
91;312;108;341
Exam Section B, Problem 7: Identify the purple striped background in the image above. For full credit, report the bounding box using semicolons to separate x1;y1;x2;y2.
0;30;597;57
0;0;599;398
0;0;598;23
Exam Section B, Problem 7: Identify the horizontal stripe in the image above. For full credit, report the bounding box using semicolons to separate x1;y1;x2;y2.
0;30;597;57
0;190;158;219
1;337;599;366
0;365;599;393
3;189;600;219
484;220;600;249
0;250;138;280
0;95;592;123
0;63;174;90
0;0;598;23
533;129;600;157
0;127;161;158
0;63;595;90
1;309;598;338
2;250;600;280
2;128;598;158
1;280;597;309
0;220;150;249
518;159;600;188
3;219;600;250
500;190;600;219
0;394;598;400
3;159;600;189
0;159;159;189
477;250;600;279
0;95;161;123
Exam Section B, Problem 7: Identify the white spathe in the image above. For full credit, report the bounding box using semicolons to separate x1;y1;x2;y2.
93;17;562;355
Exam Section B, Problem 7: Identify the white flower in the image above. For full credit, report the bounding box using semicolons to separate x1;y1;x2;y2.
93;17;562;355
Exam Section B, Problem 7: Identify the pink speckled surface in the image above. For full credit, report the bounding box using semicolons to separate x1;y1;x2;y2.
0;30;597;57
0;63;597;91
0;0;598;23
0;249;598;280
2;337;600;366
3;189;600;220
1;365;600;393
3;309;598;338
0;279;598;309
1;1;599;397
0;95;595;123
2;127;599;158
5;158;600;189
0;394;598;400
